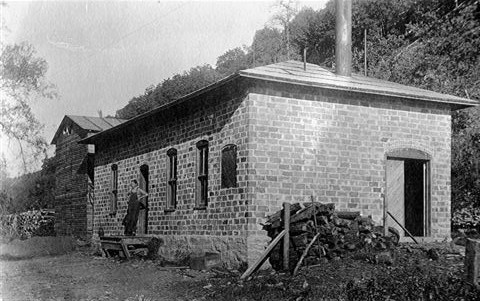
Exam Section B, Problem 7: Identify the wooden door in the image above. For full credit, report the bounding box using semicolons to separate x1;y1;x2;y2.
137;165;149;235
386;159;405;239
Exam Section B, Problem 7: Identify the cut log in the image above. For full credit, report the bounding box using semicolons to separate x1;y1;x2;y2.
290;203;335;224
335;211;360;220
265;203;301;224
240;230;287;280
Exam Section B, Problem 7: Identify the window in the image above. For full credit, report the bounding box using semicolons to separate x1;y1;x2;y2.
166;148;177;210
195;140;208;208
62;125;71;135
221;144;237;188
110;164;118;215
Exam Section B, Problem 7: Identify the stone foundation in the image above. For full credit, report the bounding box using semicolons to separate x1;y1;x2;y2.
157;235;247;268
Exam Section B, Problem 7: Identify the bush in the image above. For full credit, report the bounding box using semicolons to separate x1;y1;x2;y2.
452;206;480;231
0;209;55;241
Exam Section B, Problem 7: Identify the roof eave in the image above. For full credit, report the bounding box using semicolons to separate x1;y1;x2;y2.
239;71;479;109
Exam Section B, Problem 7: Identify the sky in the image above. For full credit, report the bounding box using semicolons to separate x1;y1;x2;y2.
2;0;327;175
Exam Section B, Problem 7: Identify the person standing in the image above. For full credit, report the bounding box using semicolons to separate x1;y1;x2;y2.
122;179;148;236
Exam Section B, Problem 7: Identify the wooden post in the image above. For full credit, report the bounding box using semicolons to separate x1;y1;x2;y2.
283;202;290;271
465;239;480;289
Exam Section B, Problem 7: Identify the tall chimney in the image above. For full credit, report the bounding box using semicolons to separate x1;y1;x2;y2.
335;0;352;76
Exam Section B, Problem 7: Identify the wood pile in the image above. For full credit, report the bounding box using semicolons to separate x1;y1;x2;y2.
262;202;400;271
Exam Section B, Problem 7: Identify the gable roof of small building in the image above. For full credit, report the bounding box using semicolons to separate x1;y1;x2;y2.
80;60;478;145
51;115;126;144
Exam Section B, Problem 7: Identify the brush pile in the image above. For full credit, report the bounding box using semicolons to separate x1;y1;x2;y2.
262;202;400;271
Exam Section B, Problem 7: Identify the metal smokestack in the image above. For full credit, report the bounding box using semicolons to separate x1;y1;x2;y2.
335;0;352;76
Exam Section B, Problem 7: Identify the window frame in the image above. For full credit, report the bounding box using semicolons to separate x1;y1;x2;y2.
195;140;209;209
166;148;178;211
110;164;118;215
221;144;238;189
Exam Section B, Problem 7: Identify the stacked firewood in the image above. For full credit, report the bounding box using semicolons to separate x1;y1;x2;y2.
262;202;399;271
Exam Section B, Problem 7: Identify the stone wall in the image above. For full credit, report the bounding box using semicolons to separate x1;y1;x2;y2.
93;86;251;267
246;80;452;244
54;125;89;237
91;78;453;267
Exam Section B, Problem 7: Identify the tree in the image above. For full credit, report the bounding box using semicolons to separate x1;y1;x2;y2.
251;27;291;66
0;42;56;172
216;47;251;76
116;65;221;119
290;3;336;66
270;0;300;60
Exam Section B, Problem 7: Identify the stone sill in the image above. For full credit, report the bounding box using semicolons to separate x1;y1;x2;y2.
164;208;175;213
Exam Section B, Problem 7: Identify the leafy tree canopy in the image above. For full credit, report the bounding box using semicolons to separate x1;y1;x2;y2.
0;42;56;172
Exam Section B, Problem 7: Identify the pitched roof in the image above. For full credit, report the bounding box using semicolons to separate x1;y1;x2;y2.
51;115;126;144
239;61;479;107
80;60;478;144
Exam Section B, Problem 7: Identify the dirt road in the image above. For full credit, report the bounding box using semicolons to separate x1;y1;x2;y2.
0;252;210;301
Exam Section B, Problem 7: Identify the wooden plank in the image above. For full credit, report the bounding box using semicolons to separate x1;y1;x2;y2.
293;233;321;276
283;203;290;271
240;230;287;280
120;240;130;259
387;211;418;244
386;159;405;239
101;242;124;251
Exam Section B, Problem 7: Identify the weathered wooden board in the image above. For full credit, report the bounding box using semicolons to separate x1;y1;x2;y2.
386;159;405;239
240;230;287;280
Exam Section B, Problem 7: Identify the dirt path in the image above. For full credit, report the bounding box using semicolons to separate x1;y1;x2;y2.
0;252;210;301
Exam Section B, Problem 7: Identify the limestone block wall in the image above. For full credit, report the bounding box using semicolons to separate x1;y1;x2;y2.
93;88;251;267
245;81;452;244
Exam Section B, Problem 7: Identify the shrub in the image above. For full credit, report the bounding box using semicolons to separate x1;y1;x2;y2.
452;206;480;231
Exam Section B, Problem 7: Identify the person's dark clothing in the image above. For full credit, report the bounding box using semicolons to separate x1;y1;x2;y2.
122;191;145;236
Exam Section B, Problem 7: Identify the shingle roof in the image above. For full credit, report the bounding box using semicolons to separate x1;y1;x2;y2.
239;61;478;107
80;60;478;144
51;115;126;144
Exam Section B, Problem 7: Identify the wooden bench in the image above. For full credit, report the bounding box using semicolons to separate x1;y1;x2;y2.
100;236;151;259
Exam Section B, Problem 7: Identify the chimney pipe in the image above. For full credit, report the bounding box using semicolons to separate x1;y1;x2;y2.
335;0;352;76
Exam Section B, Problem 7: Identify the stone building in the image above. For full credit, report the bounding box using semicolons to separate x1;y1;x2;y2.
81;61;477;266
51;115;125;237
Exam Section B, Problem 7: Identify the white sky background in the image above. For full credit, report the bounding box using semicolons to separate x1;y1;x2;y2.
2;0;327;176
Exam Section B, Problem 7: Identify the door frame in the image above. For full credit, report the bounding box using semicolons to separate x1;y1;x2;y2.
384;148;432;237
138;164;149;235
